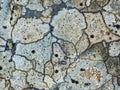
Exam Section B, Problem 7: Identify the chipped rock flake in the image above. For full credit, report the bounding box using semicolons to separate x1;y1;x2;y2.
12;17;50;43
51;8;86;44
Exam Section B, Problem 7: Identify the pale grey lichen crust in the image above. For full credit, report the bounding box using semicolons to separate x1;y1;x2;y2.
0;0;120;90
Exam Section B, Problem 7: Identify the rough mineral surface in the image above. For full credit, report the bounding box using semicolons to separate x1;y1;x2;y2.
0;0;120;90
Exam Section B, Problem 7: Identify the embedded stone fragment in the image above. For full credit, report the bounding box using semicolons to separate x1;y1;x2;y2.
97;79;114;90
0;0;12;40
27;69;47;89
15;34;53;73
63;58;112;90
102;11;120;36
105;56;120;77
75;33;90;55
0;79;10;90
84;12;120;46
109;40;120;56
10;70;28;90
12;55;33;71
0;51;14;80
66;0;86;10
44;61;54;77
43;0;61;8
58;40;76;58
51;8;86;44
52;43;70;83
26;0;44;11
80;42;108;61
10;1;22;26
41;7;53;23
12;17;50;43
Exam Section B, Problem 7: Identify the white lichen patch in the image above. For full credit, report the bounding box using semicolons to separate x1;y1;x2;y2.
51;8;86;44
12;55;33;71
15;34;53;73
0;0;120;89
103;0;120;16
84;12;120;46
27;69;47;89
12;17;50;43
102;11;120;36
58;40;76;58
0;38;6;51
26;0;44;11
0;51;14;80
75;33;90;55
0;79;10;90
52;43;70;83
66;0;86;10
43;0;61;8
44;75;56;89
64;59;112;90
14;0;29;6
0;0;12;40
10;70;28;90
97;79;114;90
109;40;120;56
0;38;6;46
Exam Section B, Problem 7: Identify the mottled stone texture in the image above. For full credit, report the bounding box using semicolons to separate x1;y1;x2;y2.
0;0;120;90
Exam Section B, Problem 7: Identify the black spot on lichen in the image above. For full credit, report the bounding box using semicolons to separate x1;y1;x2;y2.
0;66;3;70
55;70;59;73
90;35;94;38
10;17;13;20
71;79;79;84
55;54;58;57
80;3;83;6
113;24;120;29
3;26;7;29
84;83;91;86
80;68;85;71
31;50;35;54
